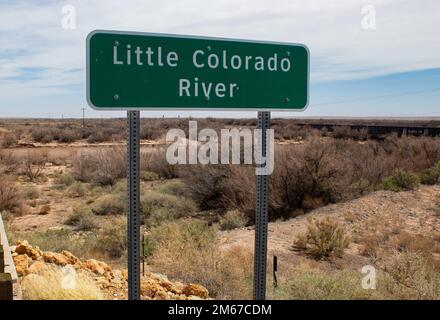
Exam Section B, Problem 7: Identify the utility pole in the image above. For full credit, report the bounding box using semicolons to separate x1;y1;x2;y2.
82;107;86;127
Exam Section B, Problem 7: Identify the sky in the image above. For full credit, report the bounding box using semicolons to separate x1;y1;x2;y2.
0;0;439;118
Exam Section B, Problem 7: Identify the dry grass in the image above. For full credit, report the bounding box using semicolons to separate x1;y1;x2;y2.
148;219;253;299
219;210;249;230
21;266;103;300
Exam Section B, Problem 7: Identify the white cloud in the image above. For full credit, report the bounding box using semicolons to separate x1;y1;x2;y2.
0;0;439;114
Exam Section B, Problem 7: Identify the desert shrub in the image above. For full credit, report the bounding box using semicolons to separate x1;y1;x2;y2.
91;193;127;216
54;172;75;187
72;148;126;186
294;218;351;259
420;162;440;185
181;135;440;222
391;231;437;255
0;176;21;212
0;152;20;174
158;180;190;197
20;186;40;200
142;234;156;258
56;129;80;143
359;233;380;258
148;220;253;299
1;132;18;148
65;205;97;231
86;132;106;144
20;151;47;182
140;191;196;225
179;164;254;213
383;170;419;192
219;210;248;230
31;127;55;143
141;148;178;179
141;171;160;182
94;217;127;258
66;181;87;198
382;250;440;299
21;266;103;300
141;125;162;140
332;126;352;139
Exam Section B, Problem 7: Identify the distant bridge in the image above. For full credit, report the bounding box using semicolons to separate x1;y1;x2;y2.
277;118;440;137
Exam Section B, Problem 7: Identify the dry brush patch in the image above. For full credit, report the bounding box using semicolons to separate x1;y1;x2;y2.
147;219;253;299
293;218;351;260
21;266;103;300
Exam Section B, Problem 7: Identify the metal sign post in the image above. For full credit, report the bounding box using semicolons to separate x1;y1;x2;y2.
253;111;271;300
127;110;141;300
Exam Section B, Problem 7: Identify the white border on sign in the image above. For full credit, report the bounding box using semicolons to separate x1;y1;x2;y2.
86;29;310;112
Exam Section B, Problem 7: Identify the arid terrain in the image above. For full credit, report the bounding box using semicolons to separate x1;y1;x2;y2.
1;118;440;300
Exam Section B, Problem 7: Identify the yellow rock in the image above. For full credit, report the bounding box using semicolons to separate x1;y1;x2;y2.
15;240;42;260
182;283;209;299
83;259;112;277
13;254;31;276
42;252;68;266
61;250;81;265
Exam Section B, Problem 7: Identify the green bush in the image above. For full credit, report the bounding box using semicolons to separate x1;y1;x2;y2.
141;171;160;182
66;182;87;198
94;217;127;258
158;180;190;197
219;210;248;230
140;191;196;225
54;173;75;187
420;162;440;185
383;170;419;192
145;208;177;226
65;205;97;231
142;234;156;258
91;193;127;215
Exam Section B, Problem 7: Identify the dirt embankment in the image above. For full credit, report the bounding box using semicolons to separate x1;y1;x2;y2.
220;185;440;268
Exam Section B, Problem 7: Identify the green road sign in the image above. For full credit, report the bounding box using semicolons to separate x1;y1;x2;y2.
87;30;309;111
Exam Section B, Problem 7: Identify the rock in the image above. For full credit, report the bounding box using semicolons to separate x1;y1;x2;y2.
182;283;209;299
42;252;68;266
154;289;169;300
141;278;163;297
83;259;112;277
14;240;42;260
61;250;81;265
13;254;31;276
